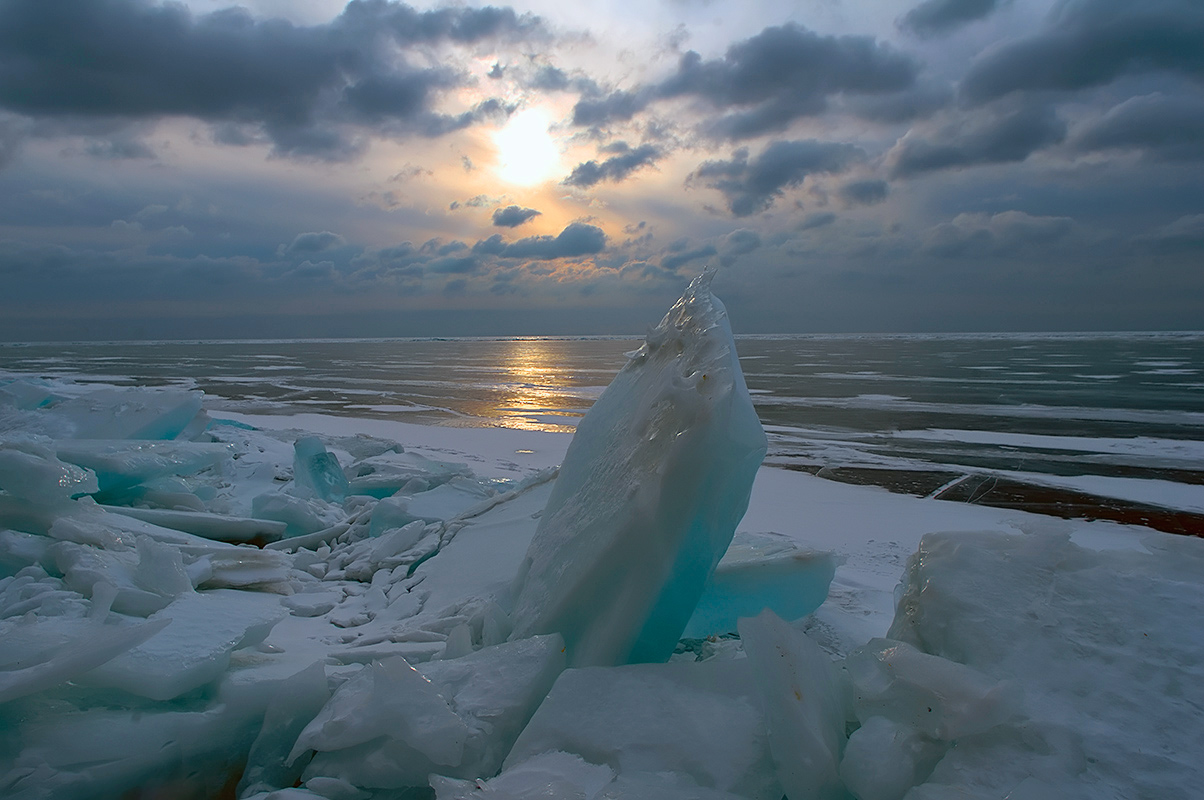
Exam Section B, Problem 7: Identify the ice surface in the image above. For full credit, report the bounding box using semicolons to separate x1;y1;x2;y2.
739;609;847;800
101;505;288;544
505;658;782;799
683;531;836;638
80;588;286;700
885;529;1204;799
510;271;767;666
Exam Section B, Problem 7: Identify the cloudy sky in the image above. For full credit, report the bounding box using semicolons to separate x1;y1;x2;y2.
1;0;1202;339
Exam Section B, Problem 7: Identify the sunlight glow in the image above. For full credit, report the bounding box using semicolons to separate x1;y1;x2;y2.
493;109;562;186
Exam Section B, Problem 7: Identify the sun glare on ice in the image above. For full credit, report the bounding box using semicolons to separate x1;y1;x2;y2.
493;109;561;186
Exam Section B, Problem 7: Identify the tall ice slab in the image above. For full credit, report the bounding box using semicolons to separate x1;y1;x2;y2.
509;271;767;666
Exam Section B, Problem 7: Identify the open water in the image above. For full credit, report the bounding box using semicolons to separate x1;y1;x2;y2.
2;333;1202;518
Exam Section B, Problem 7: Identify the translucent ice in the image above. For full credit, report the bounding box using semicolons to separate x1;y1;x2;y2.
53;439;231;493
739;609;848;800
509;272;767;666
0;437;98;505
293;436;351;502
845;638;1020;741
291;656;470;787
49;388;205;440
683;531;836;638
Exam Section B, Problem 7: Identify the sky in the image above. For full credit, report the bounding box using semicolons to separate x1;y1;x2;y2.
1;0;1202;340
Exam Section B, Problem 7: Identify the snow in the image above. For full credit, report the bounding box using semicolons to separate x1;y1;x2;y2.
1;283;1202;799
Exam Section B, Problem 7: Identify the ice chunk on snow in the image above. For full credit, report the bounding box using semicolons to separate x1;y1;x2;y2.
845;638;1020;741
838;716;944;800
420;633;566;778
80;589;286;700
0;615;170;703
292;656;469;788
738;609;847;800
53;439;231;493
48;388;205;440
297;635;565;790
510;272;767;666
885;529;1204;799
293;437;350;502
239;661;333;798
0;438;98;505
683;531;836;638
506;658;781;799
101;505;288;544
431;751;615;800
0;378;56;410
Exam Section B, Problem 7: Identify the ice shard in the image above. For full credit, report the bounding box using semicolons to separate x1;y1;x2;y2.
509;270;767;666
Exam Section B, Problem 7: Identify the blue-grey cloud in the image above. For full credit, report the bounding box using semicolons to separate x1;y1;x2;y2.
1073;93;1204;161
900;0;1007;38
473;222;607;259
960;0;1204;105
798;212;837;230
889;101;1065;177
692;140;865;216
921;211;1074;257
572;23;919;139
492;205;542;227
282;231;346;256
839;179;889;206
661;244;717;270
0;0;545;160
563;143;662;187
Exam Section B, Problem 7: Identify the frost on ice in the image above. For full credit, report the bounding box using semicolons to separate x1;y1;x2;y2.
509;270;769;666
2;274;1203;800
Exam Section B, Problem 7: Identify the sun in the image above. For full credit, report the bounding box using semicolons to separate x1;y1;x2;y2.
493;109;562;186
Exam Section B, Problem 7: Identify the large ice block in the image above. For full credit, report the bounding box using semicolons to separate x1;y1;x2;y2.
505;658;781;799
739;609;848;800
885;529;1204;799
509;271;767;666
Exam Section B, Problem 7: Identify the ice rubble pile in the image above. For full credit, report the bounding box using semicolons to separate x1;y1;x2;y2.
2;272;1202;800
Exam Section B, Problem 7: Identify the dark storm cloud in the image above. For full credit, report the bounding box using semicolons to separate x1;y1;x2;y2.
839;179;889;206
692;140;865;216
842;81;953;123
0;0;544;159
491;205;542;227
571;23;919;139
889;101;1065;177
960;0;1204;105
900;0;1006;38
563;143;662;187
1073;94;1204;161
473;222;607;260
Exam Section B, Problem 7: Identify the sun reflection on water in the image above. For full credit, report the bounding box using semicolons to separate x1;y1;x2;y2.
491;338;590;433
